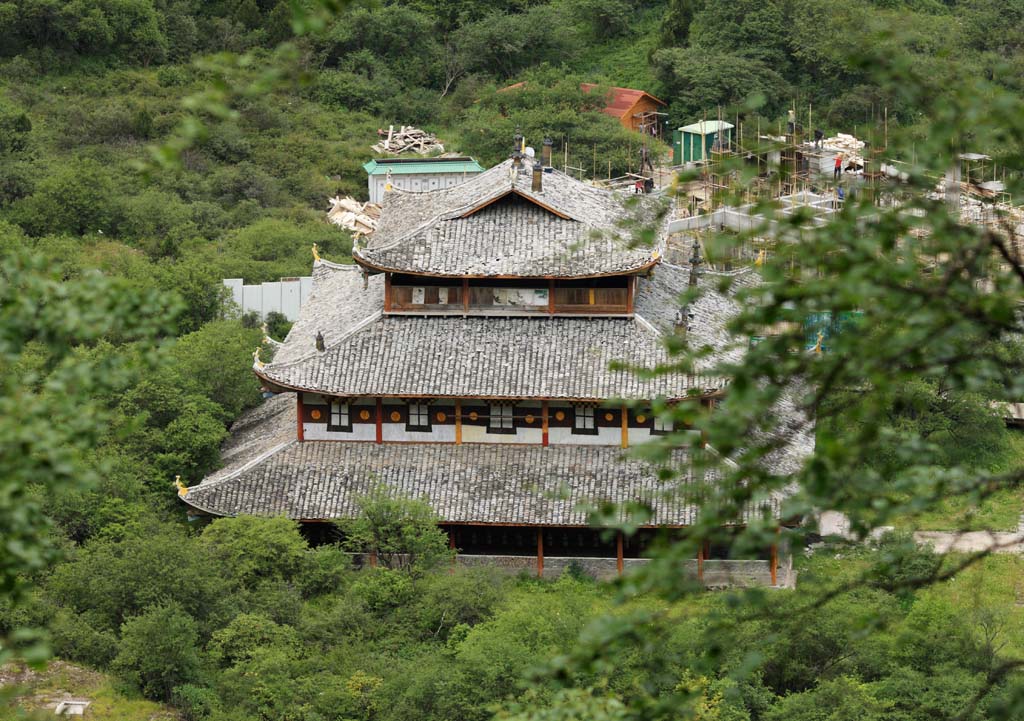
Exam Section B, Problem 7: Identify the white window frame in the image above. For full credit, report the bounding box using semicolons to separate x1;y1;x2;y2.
328;400;351;432
488;404;515;434
572;406;597;435
407;403;431;432
652;414;673;435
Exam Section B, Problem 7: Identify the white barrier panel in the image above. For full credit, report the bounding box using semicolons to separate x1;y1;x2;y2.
223;276;311;321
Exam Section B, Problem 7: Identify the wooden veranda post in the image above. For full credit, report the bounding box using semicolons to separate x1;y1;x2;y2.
296;395;304;442
537;528;544;578
375;398;383;444
542;401;549;447
617;531;624;575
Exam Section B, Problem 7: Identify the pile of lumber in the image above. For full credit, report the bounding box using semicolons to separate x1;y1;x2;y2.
372;125;444;155
820;133;865;168
327;196;381;236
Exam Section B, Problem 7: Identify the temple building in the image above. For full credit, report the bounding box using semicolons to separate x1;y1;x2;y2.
180;143;813;586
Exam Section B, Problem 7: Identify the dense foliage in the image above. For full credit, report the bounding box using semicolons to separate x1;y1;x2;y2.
4;0;1024;719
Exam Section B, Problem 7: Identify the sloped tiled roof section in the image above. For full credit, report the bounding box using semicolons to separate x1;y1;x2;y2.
182;401;787;525
258;261;755;399
354;159;671;277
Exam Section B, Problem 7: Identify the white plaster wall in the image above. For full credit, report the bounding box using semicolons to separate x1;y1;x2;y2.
549;426;621;446
304;423;377;442
628;427;656;446
382;423;456;443
369;172;482;204
462;425;543;444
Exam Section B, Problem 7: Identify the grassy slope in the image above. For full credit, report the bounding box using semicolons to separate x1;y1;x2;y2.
0;661;177;720
899;430;1024;532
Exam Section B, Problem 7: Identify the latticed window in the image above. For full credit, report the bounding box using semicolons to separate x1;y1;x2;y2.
572;405;597;435
652;413;673;435
407;403;431;432
488;404;515;434
328;401;351;432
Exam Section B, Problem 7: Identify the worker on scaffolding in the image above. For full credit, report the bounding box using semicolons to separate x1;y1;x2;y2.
640;146;654;173
834;153;843;181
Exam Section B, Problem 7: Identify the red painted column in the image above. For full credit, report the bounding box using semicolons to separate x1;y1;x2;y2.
296;394;305;442
541;401;549;447
375;397;383;444
616;531;624;575
537;528;544;578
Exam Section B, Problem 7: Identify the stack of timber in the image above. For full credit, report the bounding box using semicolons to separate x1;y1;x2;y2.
327;196;381;236
372;125;445;155
821;133;866;169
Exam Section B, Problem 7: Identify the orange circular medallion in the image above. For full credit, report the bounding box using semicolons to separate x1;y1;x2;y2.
469;411;478;421
390;411;401;422
524;414;535;424
359;409;371;421
636;415;646;424
554;411;565;421
604;412;614;422
310;409;322;420
436;412;447;422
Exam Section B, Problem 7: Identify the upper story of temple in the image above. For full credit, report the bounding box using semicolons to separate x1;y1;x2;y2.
352;154;672;318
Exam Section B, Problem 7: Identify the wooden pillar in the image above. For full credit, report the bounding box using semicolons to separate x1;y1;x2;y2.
455;399;462;445
541;401;549;447
616;531;624;575
697;541;704;584
626;275;634;314
383;273;392;312
296;394;305;442
375;397;383;444
548;279;555;315
537;528;544;578
620;404;628;449
770;541;778;586
369;549;378;568
462;278;469;314
588;287;596;305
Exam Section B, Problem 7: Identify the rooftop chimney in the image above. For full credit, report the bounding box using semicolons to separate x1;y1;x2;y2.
542;137;553;167
315;330;325;352
513;128;524;154
532;161;543;193
688;238;703;287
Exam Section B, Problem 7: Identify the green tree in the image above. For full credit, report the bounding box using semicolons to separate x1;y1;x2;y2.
200;516;309;589
0;249;177;662
339;488;453;573
112;602;202;701
11;159;121;236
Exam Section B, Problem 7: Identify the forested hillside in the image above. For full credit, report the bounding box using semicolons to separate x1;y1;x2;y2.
4;0;1024;719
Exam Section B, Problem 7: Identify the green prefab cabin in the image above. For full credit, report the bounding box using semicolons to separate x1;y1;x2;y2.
673;121;735;165
363;157;485;204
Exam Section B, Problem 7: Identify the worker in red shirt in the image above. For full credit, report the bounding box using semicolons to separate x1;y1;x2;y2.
834;153;843;180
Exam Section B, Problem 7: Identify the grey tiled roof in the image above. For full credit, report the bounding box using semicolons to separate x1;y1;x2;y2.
635;262;758;367
261;261;749;399
263;315;722;399
184;403;784;524
354;159;670;277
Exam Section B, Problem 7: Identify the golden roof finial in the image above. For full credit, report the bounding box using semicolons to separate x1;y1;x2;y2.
755;249;766;267
813;331;824;355
312;243;321;262
174;475;189;497
253;346;265;369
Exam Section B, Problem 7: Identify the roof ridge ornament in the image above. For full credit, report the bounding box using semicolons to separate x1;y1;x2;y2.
312;243;321;263
688;238;703;287
174;475;188;497
253;346;265;369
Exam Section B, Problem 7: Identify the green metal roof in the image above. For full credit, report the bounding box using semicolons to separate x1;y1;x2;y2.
363;157;485;176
